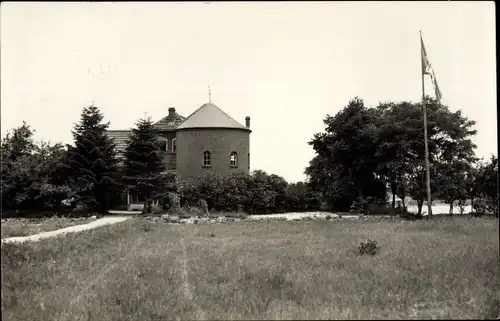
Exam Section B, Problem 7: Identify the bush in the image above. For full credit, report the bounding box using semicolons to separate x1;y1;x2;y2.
358;239;381;256
151;206;163;215
223;212;248;219
178;171;323;215
179;205;204;217
285;182;322;212
473;198;498;216
161;192;181;211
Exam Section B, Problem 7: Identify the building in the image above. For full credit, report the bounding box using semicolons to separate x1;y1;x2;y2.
107;101;251;210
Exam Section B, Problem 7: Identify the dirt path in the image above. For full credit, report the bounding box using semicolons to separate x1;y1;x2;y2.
1;216;131;245
179;227;207;320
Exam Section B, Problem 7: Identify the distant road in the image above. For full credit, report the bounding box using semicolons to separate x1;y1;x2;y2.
406;204;472;215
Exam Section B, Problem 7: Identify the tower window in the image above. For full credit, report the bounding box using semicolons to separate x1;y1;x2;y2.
172;138;176;152
230;152;238;167
203;151;211;167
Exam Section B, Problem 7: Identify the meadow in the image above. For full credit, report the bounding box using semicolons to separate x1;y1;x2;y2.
1;216;96;239
1;216;499;320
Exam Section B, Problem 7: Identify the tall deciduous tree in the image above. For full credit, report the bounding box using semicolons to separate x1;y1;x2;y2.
373;98;477;216
123;117;171;214
66;105;119;214
306;97;386;211
433;160;471;215
306;96;478;215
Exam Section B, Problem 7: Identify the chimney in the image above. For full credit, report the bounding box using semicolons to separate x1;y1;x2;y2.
168;107;176;116
245;116;250;128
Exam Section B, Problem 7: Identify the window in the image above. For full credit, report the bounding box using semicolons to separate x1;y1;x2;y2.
203;151;211;167
157;139;167;151
230;152;238;167
172;138;176;152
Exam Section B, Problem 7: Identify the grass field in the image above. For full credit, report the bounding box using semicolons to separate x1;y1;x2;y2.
1;217;97;239
1;216;499;320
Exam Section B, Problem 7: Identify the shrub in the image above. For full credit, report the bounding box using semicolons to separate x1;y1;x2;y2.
161;192;180;211
151;206;163;215
167;206;187;217
221;212;248;219
198;199;209;215
473;198;498;216
285;182;322;212
178;170;323;215
350;198;364;214
358;239;380;256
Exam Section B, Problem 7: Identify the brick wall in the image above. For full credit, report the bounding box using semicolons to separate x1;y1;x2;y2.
176;128;250;180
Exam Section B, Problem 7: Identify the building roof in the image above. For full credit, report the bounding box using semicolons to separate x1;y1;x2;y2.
107;130;132;154
154;107;186;131
177;102;250;132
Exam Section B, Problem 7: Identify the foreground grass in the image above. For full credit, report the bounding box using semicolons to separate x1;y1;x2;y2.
1;217;97;239
1;217;498;320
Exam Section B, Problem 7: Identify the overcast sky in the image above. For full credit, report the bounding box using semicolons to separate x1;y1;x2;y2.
1;2;496;183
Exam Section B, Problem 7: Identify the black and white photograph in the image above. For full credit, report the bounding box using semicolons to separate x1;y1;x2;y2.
1;1;498;320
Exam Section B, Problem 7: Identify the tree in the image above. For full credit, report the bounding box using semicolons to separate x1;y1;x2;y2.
1;122;37;210
246;170;280;214
459;162;480;214
433;159;471;215
306;96;478;216
374;98;477;216
286;181;322;212
1;123;73;214
306;97;386;211
374;101;422;209
122;117;171;214
475;155;499;216
66;105;119;214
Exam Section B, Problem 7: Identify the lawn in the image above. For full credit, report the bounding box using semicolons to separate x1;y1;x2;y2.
1;216;97;239
1;216;498;320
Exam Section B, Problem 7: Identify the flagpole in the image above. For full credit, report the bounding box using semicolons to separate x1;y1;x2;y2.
420;30;433;218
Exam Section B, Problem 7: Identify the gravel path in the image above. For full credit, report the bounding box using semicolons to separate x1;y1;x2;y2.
3;206;468;245
1;216;131;245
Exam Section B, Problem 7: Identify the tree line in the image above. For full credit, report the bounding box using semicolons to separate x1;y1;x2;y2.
1;99;497;217
1;105;321;216
305;96;498;217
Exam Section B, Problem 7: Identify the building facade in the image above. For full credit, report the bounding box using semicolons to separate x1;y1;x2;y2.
107;102;251;209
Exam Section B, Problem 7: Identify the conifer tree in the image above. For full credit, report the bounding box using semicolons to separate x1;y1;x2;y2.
66;105;119;214
123;117;169;214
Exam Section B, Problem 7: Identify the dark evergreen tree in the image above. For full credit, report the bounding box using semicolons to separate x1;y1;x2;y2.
1;122;37;211
123;117;170;214
66;105;119;214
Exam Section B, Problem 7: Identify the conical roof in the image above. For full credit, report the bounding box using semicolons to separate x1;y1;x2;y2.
177;102;250;131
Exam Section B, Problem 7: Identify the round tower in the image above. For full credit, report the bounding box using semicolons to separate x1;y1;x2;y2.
175;102;251;180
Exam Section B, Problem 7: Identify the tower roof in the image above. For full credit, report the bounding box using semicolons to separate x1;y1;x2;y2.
177;102;250;132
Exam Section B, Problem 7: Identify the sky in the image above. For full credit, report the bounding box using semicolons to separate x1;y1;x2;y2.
1;1;497;183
